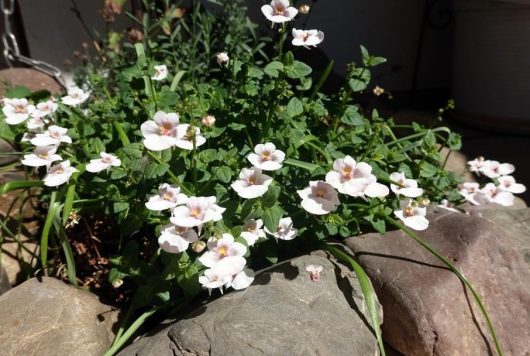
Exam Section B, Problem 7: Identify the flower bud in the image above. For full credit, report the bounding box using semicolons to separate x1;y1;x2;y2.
112;279;124;288
419;198;430;207
298;4;311;14
192;240;206;253
373;85;385;96
216;52;229;66
202;115;216;127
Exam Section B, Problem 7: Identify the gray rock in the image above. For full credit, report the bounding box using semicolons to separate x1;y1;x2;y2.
119;253;380;356
0;277;119;356
477;207;530;267
345;207;530;356
0;266;10;296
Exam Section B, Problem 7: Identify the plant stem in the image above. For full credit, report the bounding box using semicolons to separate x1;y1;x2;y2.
192;129;198;194
147;151;193;195
277;24;287;58
384;216;504;356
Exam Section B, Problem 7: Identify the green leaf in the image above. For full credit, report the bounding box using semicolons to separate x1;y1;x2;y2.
262;204;284;232
0;180;42;194
214;166;232;183
264;61;284;78
145;162;169;179
348;68;371;92
113;202;129;214
284;158;320;172
261;185;280;208
122;143;143;158
341;105;365;126
420;161;438;178
286;60;312;79
286;97;303;118
5;86;31;98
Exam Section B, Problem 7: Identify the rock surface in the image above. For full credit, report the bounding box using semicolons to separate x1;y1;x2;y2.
0;277;119;356
0;266;10;296
345;207;530;356
119;253;380;356
0;68;63;96
0;139;18;166
477;207;530;268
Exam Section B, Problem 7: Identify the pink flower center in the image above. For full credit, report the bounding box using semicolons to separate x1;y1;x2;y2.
260;151;271;161
15;105;26;113
404;206;414;217
189;207;202;218
159;122;173;136
342;166;353;179
273;4;285;15
217;245;228;258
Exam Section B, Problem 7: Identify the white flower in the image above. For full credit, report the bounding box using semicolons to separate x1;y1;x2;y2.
231;168;273;199
158;224;198;254
171;196;225;228
305;264;323;282
394;199;429;231
467;156;486;173
30;125;72;146
31;100;58;118
199;268;232;293
86;152;121;173
291;29;324;48
199;233;247;269
261;0;298;23
240;219;266;246
389;172;423;198
325;156;389;198
480;160;515;179
247;142;285;171
497;175;526;194
458;182;484;205
201;115;216;127
61;87;90;106
141;111;180;151
297;180;340;215
228;268;255;290
151;64;168;81
175;124;206;150
264;217;298;241
437;199;459;213
21;145;62;168
2;98;35;125
216;52;229;66
43;160;78;187
145;183;188;211
480;183;514;207
26;117;47;131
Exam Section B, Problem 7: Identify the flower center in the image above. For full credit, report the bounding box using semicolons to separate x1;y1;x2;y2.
247;176;256;185
260;151;271;161
273;4;285;15
162;192;174;201
38;153;49;159
341;166;353;179
217;246;228;257
314;188;326;198
404;206;414;217
50;131;60;139
175;226;187;234
160;122;173;136
189;207;202;218
55;167;64;174
15;105;26;113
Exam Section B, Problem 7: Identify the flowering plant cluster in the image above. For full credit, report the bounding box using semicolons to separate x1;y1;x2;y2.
0;1;499;354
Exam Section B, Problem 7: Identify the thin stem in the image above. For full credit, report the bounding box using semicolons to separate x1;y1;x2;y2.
147;151;193;195
276;24;287;58
192;130;198;194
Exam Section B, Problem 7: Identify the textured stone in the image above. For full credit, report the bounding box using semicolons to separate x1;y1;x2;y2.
0;68;63;96
345;207;530;356
0;277;119;356
0;139;18;166
119;253;380;356
0;266;10;296
477;207;530;268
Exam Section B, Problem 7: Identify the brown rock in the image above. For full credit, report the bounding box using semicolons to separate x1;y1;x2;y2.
0;68;63;96
0;277;119;356
0;139;18;166
345;207;530;356
0;266;10;296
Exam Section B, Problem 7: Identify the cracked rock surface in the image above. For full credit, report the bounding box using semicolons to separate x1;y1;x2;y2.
345;207;530;356
119;253;380;356
0;277;119;356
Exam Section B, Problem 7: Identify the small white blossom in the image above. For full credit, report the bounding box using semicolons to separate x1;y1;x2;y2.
480;160;515;179
264;217;298;241
241;219;266;246
394;199;429;231
158;224;198;254
480;183;514;207
261;0;298;23
199;268;232;294
175;124;206;150
389;172;423;198
21;145;62;168
325;156;389;198
201;115;216;127
297;180;340;215
497;175;526;194
467;156;486;173
291;29;324;48
151;64;168;81
141;111;180;151
437;199;459;213
305;264;323;282
171;196;225;228
30;125;72;146
26;117;47;131
2;98;35;125
31;100;58;118
86;152;121;173
216;52;229;66
459;182;486;206
247;142;285;171
61;87;90;106
145;184;188;211
231;168;273;199
199;233;247;269
43;160;78;187
228;268;255;290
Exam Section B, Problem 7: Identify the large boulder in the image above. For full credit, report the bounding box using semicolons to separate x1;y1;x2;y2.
119;253;381;356
0;68;63;96
0;277;119;356
345;207;530;356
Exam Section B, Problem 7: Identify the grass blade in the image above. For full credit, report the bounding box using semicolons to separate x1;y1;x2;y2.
310;60;334;100
40;192;58;270
384;216;503;356
170;70;187;91
0;180;42;195
323;243;386;356
53;214;77;286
